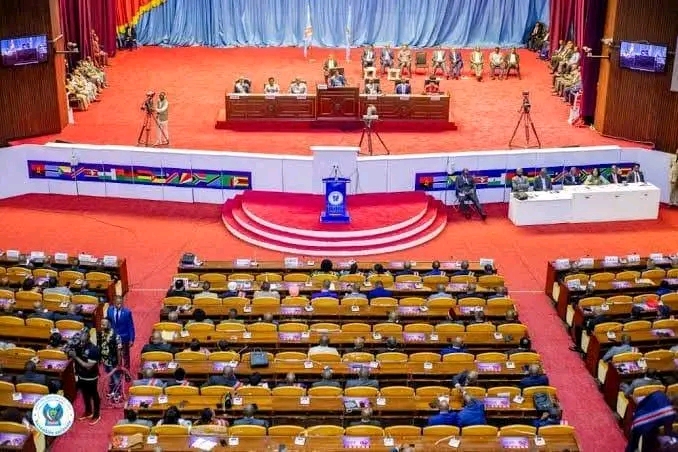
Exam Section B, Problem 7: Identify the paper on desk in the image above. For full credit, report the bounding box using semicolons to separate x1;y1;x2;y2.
191;437;218;451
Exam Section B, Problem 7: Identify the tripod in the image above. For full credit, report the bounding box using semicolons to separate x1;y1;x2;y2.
358;119;390;156
137;109;168;147
508;107;542;149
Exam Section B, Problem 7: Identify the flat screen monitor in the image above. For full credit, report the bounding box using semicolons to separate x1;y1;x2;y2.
619;41;667;73
1;35;48;66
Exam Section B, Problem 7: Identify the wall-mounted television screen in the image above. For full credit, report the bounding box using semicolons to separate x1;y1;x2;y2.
619;41;667;73
0;35;48;67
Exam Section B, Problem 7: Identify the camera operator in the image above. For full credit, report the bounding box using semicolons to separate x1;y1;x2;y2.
68;328;101;424
155;91;169;146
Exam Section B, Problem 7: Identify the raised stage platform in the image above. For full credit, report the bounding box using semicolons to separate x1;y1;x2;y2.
215;89;457;132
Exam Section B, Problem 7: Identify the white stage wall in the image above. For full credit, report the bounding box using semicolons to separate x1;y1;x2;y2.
2;143;672;205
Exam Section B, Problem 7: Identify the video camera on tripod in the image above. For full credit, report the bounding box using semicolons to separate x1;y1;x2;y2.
520;91;531;113
141;91;156;113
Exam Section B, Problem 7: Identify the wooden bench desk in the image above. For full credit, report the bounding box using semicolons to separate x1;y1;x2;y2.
0;430;36;452
0;325;79;349
110;434;580;452
0;355;76;401
9;297;104;330
601;357;677;411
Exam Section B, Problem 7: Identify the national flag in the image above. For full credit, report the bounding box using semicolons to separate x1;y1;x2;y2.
179;172;192;184
81;168;99;178
134;169;154;183
303;0;312;58
30;163;45;176
230;176;250;188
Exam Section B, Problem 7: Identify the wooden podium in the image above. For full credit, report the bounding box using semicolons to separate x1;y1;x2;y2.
315;87;360;121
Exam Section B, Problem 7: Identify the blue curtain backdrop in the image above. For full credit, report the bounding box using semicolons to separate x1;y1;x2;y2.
137;0;549;48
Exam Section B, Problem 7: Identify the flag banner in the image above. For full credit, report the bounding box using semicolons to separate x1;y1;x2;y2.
415;163;637;192
116;0;167;33
27;161;251;190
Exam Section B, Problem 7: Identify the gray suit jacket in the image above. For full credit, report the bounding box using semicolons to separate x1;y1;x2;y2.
345;378;379;389
232;417;269;428
311;379;341;388
621;377;662;397
533;176;552;191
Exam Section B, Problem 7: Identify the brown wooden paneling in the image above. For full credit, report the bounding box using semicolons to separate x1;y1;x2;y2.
0;0;67;143
595;0;678;151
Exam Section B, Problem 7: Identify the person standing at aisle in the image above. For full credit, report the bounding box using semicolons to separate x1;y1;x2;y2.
107;296;135;370
69;329;102;424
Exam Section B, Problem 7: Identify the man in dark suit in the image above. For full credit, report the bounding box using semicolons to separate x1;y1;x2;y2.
424;261;444;276
142;331;176;355
395;262;415;276
627;164;645;183
323;54;340;80
367;281;392;299
455;168;486;219
395;79;411;94
311;280;338;299
53;304;84;323
345;367;379;389
427;400;458;426
311;368;341;388
451;260;471;276
204;366;239;388
17;361;47;386
107;296;135;369
167;279;191;298
519;364;549;389
232;404;269;427
380;45;394;73
533;168;553;191
29;301;54;321
448;47;463;79
608;165;624;184
350;407;382;427
165;367;194;387
361;45;375;68
562;167;580;185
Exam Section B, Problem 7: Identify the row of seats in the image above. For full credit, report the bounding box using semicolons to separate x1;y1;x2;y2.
163;296;514;309
564;269;677;282
141;350;541;363
175;272;505;286
0;268;113;286
0;290;98;304
129;384;557;399
0;382;50;394
0;347;67;360
111;423;574;437
154;321;526;334
0;316;85;330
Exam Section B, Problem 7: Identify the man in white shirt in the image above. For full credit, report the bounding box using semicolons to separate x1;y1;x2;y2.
288;77;307;94
308;335;339;357
431;46;446;75
363;79;381;95
361;45;375;68
343;284;367;299
194;282;218;300
489;47;505;80
264;77;280;94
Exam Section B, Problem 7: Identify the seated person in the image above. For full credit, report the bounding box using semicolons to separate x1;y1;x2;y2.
17;361;47;386
427;399;458;426
29;301;54;321
344;283;367;299
232;404;269;428
627;164;645;183
193;407;228;427
469;47;484;81
533;407;562;429
133;368;165;387
43;277;73;297
194;282;217;300
288;77;307;94
166;367;194;387
53;303;84;323
364;79;381;95
253;281;280;299
549;40;568;72
220;308;243;324
380;45;394;72
345;367;379;389
489;47;505;80
563;78;582;105
440;337;466;356
234;77;251;94
397;44;412;74
361;45;375;68
394;78;411;94
458;395;487;427
264;77;280;94
157;405;188;426
328;69;346;87
505;47;521;79
323;53;340;79
350;407;381;426
455;168;486;220
367;280;392;299
452;370;478;388
66;76;90;111
90;30;108;67
448;47;463;79
431;46;446;74
311;280;338;299
425;260;443;276
428;284;452;301
519;364;549;389
377;336;401;354
608;165;624;184
308;334;339;357
311;367;341;388
557;45;581;74
451;260;471;276
346;336;367;353
553;65;580;97
117;409;153;427
186;308;214;326
124;25;137;50
277;372;304;388
242;372;269;389
621;369;663;397
584;168;609;186
423;76;440;95
184;338;210;356
527;22;546;51
218;281;240;299
167;279;191;298
204;366;240;388
562;167;580;185
141;331;176;354
511;168;530;192
602;335;633;362
533;168;553;191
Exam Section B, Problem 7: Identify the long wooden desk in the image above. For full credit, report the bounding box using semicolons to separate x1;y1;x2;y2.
601;357;677;411
110;434;580;452
0;356;76;401
140;360;535;387
0;325;78;349
584;327;678;376
544;257;674;300
9;297;104;330
179;260;490;275
0;253;129;295
162;331;522;354
0;430;36;452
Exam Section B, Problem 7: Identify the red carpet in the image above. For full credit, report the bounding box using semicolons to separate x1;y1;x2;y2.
12;47;634;155
223;191;447;255
2;193;671;451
